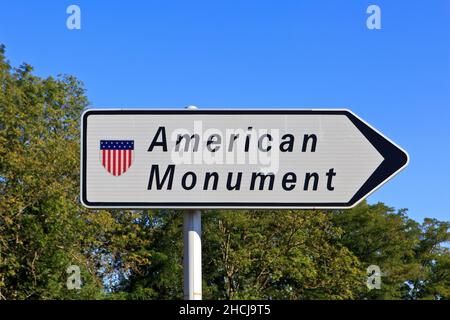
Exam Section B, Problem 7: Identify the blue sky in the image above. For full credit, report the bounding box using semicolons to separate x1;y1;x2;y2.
1;1;449;222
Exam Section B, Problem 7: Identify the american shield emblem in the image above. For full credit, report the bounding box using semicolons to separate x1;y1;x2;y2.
100;140;134;176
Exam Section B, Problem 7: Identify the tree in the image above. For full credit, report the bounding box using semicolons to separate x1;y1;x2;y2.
332;201;450;300
124;209;365;300
117;210;184;300
408;219;450;299
0;44;95;298
0;45;151;299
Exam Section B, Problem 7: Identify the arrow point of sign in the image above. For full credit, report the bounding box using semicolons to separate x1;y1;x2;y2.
344;110;409;208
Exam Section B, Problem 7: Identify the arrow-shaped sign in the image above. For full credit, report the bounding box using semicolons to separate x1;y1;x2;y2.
81;109;409;209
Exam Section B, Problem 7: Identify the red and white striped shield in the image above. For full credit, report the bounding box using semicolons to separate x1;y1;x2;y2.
100;140;134;176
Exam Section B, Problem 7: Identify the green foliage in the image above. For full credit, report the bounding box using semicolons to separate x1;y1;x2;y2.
409;219;450;299
0;46;151;299
0;46;93;298
0;45;448;300
122;210;364;300
202;210;364;300
332;202;450;300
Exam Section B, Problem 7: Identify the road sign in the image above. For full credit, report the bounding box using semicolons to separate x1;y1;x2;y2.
80;109;408;209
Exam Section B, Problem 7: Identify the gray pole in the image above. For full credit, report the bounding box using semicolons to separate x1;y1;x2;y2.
183;105;202;300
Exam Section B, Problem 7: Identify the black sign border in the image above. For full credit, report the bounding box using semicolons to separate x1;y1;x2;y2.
81;109;409;209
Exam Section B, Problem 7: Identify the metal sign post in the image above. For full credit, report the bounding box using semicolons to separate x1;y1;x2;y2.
183;209;202;300
183;105;202;300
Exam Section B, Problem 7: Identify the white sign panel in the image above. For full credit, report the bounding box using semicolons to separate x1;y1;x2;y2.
80;109;408;209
